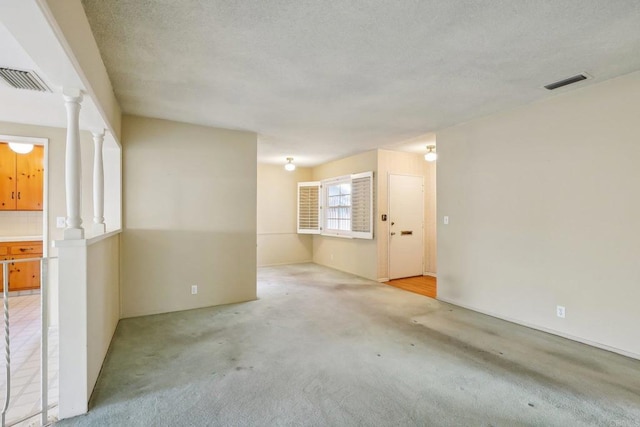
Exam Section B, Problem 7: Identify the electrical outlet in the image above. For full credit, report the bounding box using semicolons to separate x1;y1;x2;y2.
191;285;198;295
56;217;66;228
444;216;449;225
556;305;566;318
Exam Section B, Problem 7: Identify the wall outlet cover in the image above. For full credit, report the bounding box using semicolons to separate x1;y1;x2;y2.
557;305;566;318
191;285;198;295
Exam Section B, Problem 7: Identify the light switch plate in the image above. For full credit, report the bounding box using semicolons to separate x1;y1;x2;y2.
444;216;449;225
56;217;66;228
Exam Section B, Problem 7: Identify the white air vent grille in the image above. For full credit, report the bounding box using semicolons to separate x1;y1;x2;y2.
0;68;50;92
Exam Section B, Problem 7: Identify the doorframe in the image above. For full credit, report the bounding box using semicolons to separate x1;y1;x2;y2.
387;173;425;280
0;134;49;257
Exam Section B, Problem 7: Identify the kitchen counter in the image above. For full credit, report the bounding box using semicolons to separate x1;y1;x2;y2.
0;236;43;243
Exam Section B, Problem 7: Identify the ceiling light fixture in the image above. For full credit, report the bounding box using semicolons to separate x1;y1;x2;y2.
424;145;437;162
284;157;296;171
8;142;34;154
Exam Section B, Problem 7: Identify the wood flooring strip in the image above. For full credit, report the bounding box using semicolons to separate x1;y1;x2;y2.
385;275;437;299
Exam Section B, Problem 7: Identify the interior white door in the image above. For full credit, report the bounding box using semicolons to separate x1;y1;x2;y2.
389;174;424;280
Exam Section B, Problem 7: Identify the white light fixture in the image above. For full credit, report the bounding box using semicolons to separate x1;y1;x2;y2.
424;145;437;162
284;157;296;171
8;142;34;154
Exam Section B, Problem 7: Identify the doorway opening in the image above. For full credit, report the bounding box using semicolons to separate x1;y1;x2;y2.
385;275;436;299
0;134;58;425
385;171;437;298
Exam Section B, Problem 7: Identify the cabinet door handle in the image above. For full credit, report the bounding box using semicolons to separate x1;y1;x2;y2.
17;192;20;200
11;192;14;200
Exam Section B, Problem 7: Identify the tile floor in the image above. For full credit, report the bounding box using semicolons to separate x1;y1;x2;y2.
0;294;58;427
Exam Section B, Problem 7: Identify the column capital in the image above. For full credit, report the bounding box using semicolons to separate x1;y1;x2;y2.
91;129;106;139
62;87;83;102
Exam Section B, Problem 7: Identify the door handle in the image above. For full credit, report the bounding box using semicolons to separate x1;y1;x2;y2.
401;231;413;235
17;192;20;200
11;192;14;200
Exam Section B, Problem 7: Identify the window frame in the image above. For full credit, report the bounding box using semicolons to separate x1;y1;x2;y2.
322;174;353;238
296;171;373;240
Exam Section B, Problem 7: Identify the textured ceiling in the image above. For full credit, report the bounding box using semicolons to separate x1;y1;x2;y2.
81;0;640;165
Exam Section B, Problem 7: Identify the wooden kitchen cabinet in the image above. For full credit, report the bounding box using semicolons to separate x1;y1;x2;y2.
0;256;6;291
0;144;14;210
0;241;42;292
0;143;44;211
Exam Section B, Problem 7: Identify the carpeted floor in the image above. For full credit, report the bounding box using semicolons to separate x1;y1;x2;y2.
57;263;640;426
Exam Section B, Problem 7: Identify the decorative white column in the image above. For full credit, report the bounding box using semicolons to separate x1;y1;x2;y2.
92;130;106;235
63;88;84;239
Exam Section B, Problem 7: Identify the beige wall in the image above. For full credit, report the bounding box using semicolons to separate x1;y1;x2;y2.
311;150;378;280
437;71;640;358
377;150;437;280
257;163;313;266
87;233;119;396
121;115;257;318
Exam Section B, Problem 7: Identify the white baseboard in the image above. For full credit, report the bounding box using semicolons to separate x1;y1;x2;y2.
436;296;640;361
380;274;435;281
423;272;437;277
257;260;313;268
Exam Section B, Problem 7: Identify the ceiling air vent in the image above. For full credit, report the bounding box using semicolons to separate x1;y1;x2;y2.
0;67;51;92
544;73;589;90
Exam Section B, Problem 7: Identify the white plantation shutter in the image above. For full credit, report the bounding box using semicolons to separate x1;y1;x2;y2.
297;182;321;234
350;171;373;239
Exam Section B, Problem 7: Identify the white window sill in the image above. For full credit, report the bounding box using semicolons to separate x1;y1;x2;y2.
320;232;353;239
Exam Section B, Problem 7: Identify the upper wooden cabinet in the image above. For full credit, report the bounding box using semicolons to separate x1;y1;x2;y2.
0;144;14;209
0;143;44;211
16;145;44;210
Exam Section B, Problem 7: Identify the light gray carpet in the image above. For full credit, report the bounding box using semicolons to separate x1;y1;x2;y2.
58;263;640;426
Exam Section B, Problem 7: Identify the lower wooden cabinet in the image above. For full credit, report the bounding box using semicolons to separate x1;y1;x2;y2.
0;241;43;292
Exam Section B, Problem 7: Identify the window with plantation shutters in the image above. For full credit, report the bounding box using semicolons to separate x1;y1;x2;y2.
297;182;321;234
297;171;373;239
